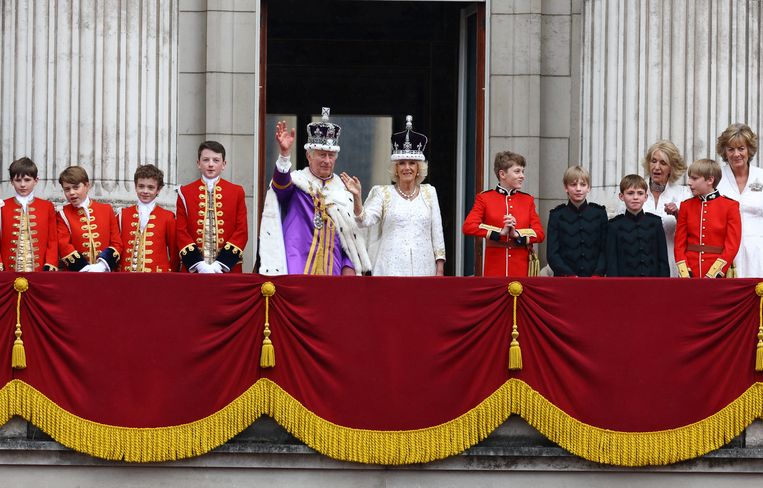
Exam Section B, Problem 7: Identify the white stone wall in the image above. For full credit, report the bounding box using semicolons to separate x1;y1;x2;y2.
3;467;763;487
0;0;178;206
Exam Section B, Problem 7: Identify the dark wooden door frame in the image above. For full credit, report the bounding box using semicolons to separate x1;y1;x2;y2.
257;1;268;223
473;2;486;276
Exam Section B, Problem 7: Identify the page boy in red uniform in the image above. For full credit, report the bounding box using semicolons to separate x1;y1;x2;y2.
0;157;58;271
119;164;179;272
176;141;248;273
675;158;741;278
462;150;545;276
56;166;122;272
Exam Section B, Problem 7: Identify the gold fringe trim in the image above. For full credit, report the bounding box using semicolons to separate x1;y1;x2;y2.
0;379;760;466
508;379;763;467
0;380;261;462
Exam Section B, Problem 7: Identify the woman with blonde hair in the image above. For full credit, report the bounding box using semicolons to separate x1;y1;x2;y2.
638;140;691;276
716;123;763;277
341;116;445;276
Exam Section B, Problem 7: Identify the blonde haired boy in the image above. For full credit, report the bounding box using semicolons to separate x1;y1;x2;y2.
674;159;741;278
547;165;608;276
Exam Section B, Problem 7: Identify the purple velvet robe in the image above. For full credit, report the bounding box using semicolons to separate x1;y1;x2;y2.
272;168;354;275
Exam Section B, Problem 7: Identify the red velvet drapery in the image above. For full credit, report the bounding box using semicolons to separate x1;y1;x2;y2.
0;274;760;465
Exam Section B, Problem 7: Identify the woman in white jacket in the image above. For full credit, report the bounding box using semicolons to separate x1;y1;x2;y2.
715;123;763;278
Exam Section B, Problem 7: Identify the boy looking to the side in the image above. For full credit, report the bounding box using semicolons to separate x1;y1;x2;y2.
606;174;669;277
0;157;58;271
547;165;607;276
56;166;122;272
119;164;179;272
462;150;545;277
674;159;741;278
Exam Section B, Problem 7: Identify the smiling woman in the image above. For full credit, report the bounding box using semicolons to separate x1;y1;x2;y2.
715;123;763;278
344;116;445;276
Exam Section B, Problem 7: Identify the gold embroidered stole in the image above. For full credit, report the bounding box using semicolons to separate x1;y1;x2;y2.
202;186;219;264
14;207;35;272
304;189;336;275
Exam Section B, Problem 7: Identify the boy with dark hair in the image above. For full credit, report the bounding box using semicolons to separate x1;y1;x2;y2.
56;166;122;271
176;141;248;273
0;157;58;271
675;159;741;278
606;174;670;277
462;150;545;276
119;164;179;272
547;165;608;276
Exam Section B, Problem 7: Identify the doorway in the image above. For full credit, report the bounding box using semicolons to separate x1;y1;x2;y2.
259;0;484;275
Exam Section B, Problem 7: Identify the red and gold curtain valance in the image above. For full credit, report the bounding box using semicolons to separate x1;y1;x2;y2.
0;274;761;465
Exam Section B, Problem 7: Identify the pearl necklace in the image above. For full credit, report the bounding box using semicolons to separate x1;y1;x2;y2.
395;184;419;200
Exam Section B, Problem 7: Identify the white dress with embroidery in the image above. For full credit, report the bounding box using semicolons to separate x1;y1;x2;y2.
717;164;763;278
356;184;446;276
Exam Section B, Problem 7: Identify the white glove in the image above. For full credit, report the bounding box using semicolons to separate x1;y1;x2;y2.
194;262;216;274
211;261;227;273
80;261;109;273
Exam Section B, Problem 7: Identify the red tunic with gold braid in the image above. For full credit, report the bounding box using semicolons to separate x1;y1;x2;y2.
463;187;545;277
56;200;122;271
0;197;58;271
119;205;180;272
674;191;741;278
176;178;248;272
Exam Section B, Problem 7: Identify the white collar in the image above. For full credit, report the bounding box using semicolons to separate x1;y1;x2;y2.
137;199;157;214
137;200;156;230
14;191;34;210
77;197;91;209
308;169;334;183
202;176;220;191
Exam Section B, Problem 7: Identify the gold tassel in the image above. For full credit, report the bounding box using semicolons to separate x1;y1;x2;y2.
755;283;763;371
508;281;523;370
260;282;276;368
12;277;29;370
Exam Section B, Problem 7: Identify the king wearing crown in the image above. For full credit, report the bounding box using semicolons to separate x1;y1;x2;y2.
258;107;370;275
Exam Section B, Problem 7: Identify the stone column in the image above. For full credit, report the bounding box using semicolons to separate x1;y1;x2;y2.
488;0;581;263
581;0;763;209
488;1;542;196
0;0;178;206
177;0;258;270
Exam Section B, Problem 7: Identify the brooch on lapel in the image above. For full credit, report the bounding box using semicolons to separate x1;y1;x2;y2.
749;179;763;192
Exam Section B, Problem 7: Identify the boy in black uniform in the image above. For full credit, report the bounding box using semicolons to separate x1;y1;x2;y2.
606;174;669;277
547;166;608;276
